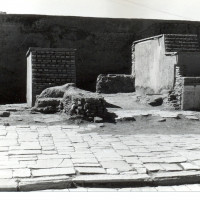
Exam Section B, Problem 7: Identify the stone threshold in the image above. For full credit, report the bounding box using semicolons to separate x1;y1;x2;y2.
3;171;200;191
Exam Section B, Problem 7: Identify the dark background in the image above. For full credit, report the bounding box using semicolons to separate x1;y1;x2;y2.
1;14;200;104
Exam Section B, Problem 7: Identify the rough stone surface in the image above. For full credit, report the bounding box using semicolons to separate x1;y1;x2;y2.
160;164;182;171
0;111;10;117
75;167;106;174
32;168;75;177
180;163;200;170
73;174;150;183
153;171;200;185
0;179;18;191
38;83;75;99
166;65;184;110
166;67;200;111
100;161;132;172
94;117;103;123
148;97;163;107
62;87;107;120
33;98;63;114
96;74;135;94
157;118;166;122
19;176;71;191
13;169;31;178
33;83;107;120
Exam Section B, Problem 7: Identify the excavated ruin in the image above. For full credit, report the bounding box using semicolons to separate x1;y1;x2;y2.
32;83;107;121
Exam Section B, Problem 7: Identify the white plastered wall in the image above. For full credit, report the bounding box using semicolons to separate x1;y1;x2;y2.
26;52;32;107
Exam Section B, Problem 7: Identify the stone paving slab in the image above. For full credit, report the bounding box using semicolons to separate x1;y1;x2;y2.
73;174;151;185
114;109;200;121
19;176;72;191
0;123;200;191
0;179;18;191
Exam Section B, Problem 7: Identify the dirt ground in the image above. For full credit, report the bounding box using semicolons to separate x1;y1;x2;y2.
97;116;200;135
0;93;200;136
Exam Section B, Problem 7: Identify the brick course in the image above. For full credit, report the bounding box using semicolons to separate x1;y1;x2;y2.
26;48;76;106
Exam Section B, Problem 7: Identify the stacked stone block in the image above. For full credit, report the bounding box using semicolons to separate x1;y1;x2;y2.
27;48;76;105
96;74;135;94
33;98;63;114
62;94;107;120
167;65;185;109
32;83;107;121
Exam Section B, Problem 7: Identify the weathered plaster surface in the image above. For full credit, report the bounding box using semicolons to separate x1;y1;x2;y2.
26;52;32;107
134;37;177;95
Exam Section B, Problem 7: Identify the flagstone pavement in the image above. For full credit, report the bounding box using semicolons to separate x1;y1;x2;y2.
0;123;200;191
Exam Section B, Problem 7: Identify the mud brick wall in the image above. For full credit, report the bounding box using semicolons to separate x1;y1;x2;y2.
96;74;135;93
27;48;76;106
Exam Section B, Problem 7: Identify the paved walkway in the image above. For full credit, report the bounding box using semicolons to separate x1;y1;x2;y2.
1;123;200;191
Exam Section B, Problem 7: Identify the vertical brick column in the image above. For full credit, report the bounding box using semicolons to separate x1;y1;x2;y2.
26;48;76;107
167;65;185;110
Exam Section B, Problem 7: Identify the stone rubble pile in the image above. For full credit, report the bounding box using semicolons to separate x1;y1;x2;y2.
63;95;107;120
33;98;63;114
32;83;107;121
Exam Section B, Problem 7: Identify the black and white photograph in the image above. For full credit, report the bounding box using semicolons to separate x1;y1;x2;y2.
0;0;200;196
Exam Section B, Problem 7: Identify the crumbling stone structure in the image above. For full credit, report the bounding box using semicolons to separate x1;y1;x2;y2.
33;83;107;121
133;34;200;110
62;90;107;120
96;74;135;94
167;65;185;109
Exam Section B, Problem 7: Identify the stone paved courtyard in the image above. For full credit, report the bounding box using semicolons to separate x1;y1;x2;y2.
1;94;200;191
0;122;200;191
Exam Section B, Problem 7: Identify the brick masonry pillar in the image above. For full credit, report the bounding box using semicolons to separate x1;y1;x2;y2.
26;48;76;107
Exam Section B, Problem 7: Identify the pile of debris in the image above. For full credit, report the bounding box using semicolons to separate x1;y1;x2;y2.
32;83;107;121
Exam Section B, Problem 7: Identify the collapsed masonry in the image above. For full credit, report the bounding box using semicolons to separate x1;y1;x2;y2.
26;47;109;121
96;74;135;94
132;34;200;110
33;83;107;121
